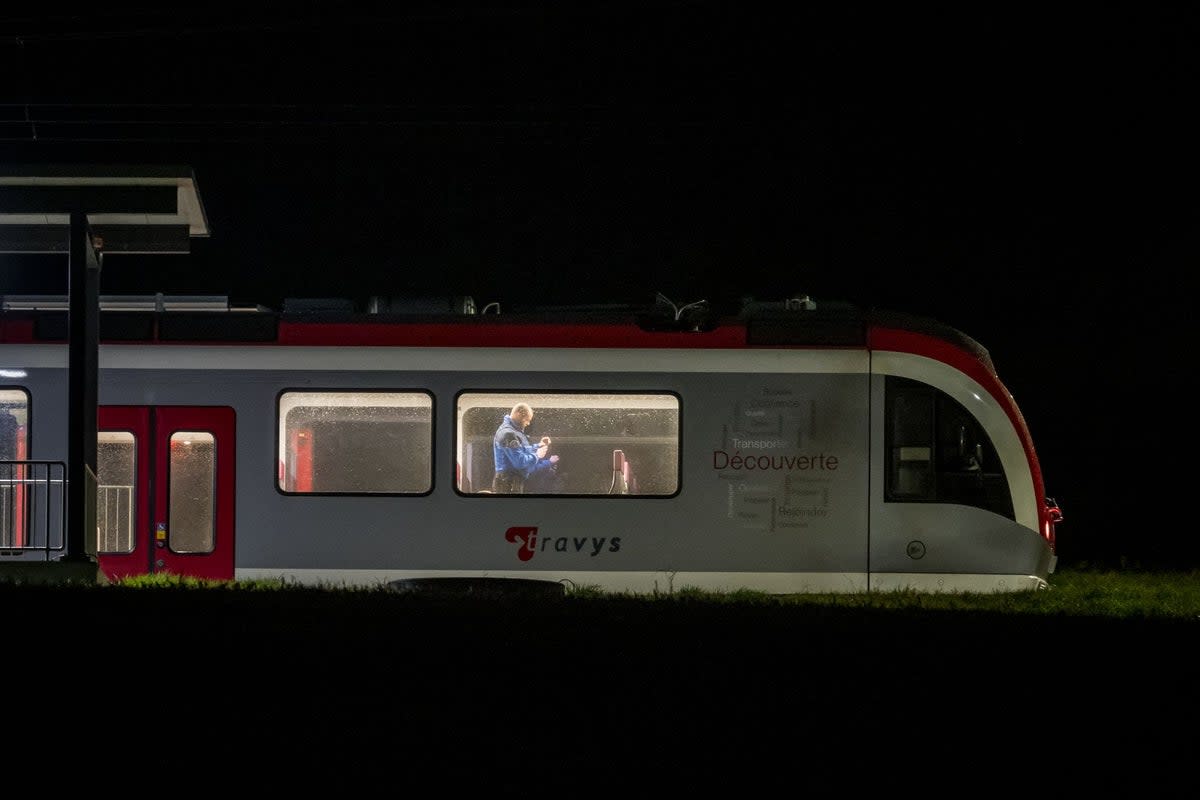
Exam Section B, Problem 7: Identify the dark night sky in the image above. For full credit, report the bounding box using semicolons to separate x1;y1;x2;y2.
2;5;1197;567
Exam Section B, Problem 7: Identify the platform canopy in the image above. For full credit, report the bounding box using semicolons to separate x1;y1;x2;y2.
0;163;210;567
0;163;209;254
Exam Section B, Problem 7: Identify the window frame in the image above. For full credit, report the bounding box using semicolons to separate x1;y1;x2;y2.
883;376;1013;520
453;388;683;499
275;387;436;497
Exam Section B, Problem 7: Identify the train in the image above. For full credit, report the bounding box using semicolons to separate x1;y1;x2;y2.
0;291;1062;594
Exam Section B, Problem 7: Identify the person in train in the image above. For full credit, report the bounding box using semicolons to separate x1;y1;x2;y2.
491;402;560;493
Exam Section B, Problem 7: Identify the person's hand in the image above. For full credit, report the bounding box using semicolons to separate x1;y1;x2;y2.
536;445;548;459
549;455;560;464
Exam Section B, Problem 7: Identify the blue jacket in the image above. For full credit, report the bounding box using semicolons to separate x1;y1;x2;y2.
493;415;553;479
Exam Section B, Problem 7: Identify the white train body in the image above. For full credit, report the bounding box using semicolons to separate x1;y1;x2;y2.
0;296;1059;593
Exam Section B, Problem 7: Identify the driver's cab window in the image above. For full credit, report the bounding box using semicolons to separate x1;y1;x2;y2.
884;376;1012;519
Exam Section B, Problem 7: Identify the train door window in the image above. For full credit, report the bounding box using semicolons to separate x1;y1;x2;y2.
169;431;216;553
455;392;681;497
97;431;136;553
0;388;30;549
277;391;434;495
884;376;1013;519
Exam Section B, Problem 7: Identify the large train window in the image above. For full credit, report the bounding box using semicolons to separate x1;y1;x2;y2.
277;391;433;495
0;388;30;548
884;376;1013;519
455;392;680;497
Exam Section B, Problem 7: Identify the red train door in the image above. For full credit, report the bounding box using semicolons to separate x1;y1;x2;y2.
96;406;235;582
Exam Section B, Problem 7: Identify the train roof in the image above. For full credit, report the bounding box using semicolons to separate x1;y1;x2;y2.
0;292;994;371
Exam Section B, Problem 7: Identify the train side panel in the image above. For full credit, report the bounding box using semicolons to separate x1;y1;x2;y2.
2;335;1054;593
95;345;871;592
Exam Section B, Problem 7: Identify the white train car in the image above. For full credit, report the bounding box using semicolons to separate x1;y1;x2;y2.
0;293;1061;593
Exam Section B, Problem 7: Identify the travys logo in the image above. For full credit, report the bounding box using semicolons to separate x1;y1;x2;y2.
505;527;622;562
505;526;539;562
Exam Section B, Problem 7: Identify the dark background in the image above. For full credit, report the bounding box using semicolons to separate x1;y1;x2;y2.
2;5;1196;569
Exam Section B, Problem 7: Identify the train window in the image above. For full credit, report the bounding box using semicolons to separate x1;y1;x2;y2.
884;377;1013;519
169;431;216;553
277;391;434;495
0;388;30;549
455;392;680;497
97;431;136;554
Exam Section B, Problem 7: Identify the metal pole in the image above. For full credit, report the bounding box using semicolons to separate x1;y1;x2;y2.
65;210;99;563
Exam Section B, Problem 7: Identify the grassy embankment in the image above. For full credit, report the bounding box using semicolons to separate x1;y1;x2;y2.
91;564;1200;620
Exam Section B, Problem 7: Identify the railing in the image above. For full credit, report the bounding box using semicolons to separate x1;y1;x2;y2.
0;460;67;560
97;483;134;553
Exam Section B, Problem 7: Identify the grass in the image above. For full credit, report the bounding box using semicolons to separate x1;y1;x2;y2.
5;561;1193;792
102;565;1200;621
